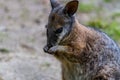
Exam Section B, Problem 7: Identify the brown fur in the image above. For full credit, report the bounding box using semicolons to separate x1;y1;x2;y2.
56;19;100;63
44;0;120;80
61;19;98;49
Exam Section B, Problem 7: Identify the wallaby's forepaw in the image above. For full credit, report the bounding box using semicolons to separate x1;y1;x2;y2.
48;46;58;54
48;45;72;54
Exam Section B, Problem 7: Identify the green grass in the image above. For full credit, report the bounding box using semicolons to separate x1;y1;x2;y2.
104;0;112;3
87;19;108;29
78;3;95;13
111;12;120;19
0;48;9;53
87;19;120;42
105;22;120;41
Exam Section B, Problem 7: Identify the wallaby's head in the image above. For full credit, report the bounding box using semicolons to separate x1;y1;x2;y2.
44;0;79;53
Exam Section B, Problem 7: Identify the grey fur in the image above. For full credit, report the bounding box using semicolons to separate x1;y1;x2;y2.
44;0;120;80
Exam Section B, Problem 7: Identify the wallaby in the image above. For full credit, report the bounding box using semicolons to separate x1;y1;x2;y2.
43;0;120;80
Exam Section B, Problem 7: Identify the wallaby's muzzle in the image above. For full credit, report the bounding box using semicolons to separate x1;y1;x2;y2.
43;45;49;53
43;44;53;53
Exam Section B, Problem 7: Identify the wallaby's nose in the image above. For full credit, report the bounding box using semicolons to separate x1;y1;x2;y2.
43;45;49;53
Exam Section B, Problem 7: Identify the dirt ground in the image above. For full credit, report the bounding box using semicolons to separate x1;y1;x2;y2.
0;0;119;80
0;0;61;80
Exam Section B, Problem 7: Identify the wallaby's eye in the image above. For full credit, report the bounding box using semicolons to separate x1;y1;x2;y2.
54;27;63;34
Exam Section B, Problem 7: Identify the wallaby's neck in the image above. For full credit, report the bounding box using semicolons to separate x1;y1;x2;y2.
73;19;97;40
63;18;99;50
60;18;101;64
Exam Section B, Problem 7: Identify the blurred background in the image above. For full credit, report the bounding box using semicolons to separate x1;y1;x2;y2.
0;0;119;80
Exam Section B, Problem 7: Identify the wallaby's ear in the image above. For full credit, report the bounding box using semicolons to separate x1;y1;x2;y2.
64;1;79;16
50;0;60;9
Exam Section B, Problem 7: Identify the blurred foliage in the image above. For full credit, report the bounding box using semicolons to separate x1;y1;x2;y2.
0;48;9;53
111;12;120;19
87;19;120;42
78;1;120;43
104;0;112;3
78;3;95;13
